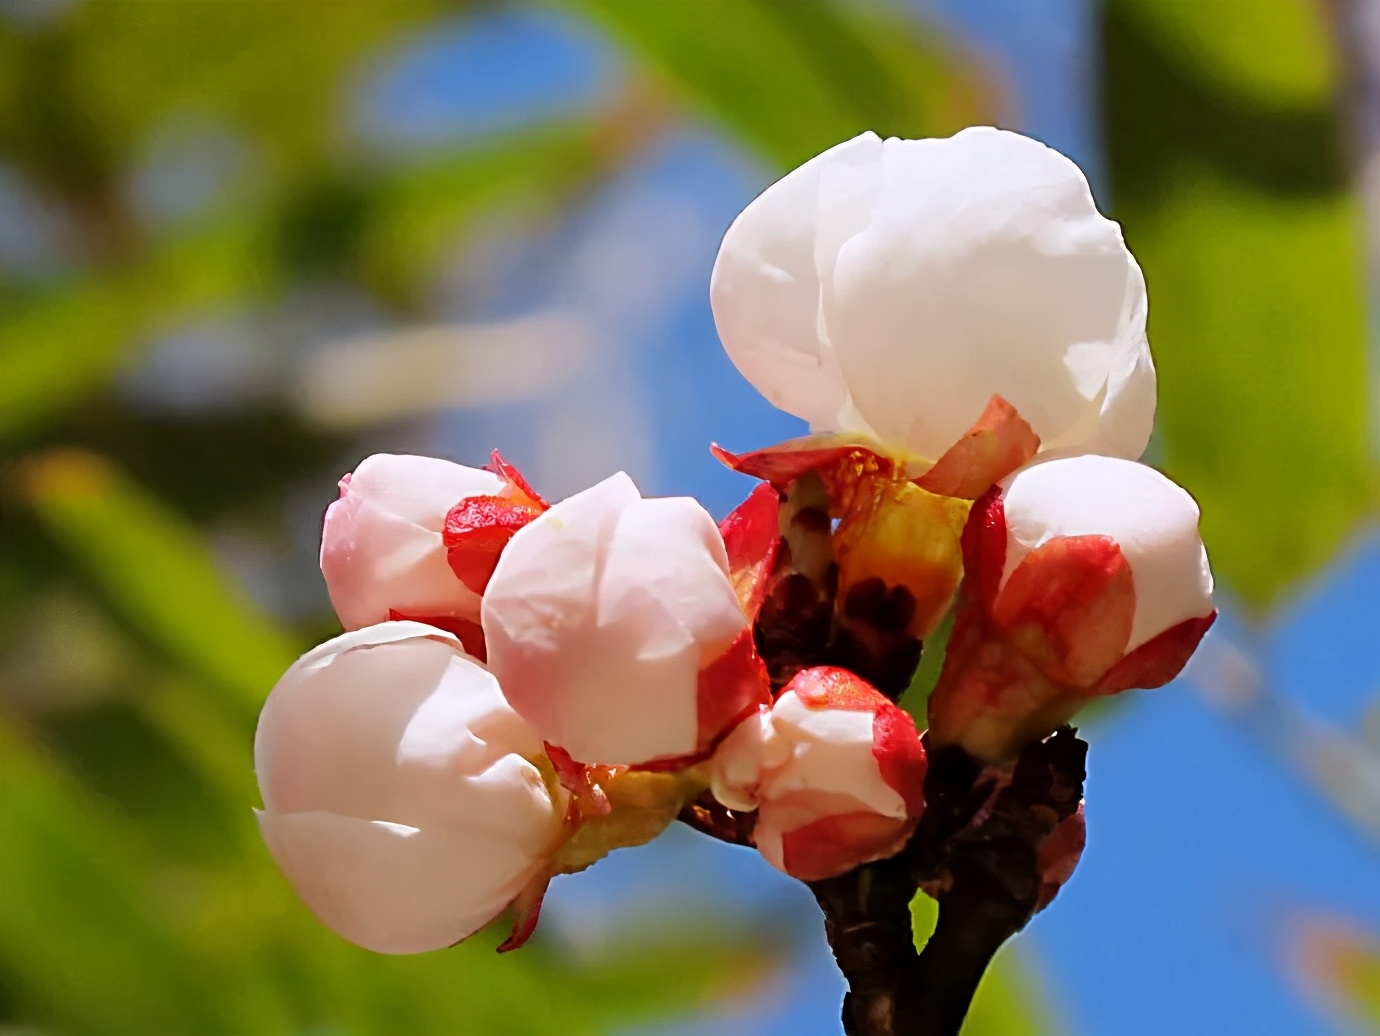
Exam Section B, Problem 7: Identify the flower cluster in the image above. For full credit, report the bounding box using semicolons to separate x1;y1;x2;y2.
255;126;1215;956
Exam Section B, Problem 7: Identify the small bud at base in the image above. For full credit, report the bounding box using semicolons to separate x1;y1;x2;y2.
712;667;926;881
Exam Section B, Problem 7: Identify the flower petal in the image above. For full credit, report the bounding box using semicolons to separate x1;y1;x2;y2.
711;132;883;429
258;811;540;954
822;128;1154;461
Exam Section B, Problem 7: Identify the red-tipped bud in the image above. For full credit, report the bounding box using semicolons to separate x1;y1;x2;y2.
712;667;926;881
320;454;514;632
929;455;1215;762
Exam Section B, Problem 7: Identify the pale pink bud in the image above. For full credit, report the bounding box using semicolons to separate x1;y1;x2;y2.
712;667;926;881
254;621;567;954
929;454;1216;762
997;454;1214;651
481;472;767;767
319;454;508;631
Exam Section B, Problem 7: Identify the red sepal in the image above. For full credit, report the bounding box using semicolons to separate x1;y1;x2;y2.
387;610;487;662
544;743;615;820
497;872;550;953
778;811;918;882
994;534;1135;687
962;485;1008;610
712;437;902;506
872;700;927;816
1094;611;1217;695
442;496;545;595
719;483;782;621
790;665;880;713
1035;803;1086;912
696;628;772;747
929;496;1212;761
913;394;1040;500
484;450;547;507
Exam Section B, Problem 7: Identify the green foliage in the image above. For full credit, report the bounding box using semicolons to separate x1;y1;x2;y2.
902;609;953;724
20;450;298;713
2;0;1375;1032
566;0;992;168
1101;0;1376;610
0;2;789;1031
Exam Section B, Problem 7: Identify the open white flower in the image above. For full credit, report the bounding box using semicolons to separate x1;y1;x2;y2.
254;621;567;954
481;472;764;767
711;127;1155;463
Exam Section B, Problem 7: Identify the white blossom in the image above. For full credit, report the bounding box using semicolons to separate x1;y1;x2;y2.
711;127;1155;462
254;622;566;954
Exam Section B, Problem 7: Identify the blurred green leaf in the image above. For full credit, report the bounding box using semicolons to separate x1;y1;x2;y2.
0;281;142;442
910;892;1051;1036
356;119;612;305
1102;0;1375;609
0;216;270;443
19;450;298;714
1124;0;1336;107
0;2;445;189
2;716;773;1035
902;609;953;724
567;0;991;169
0;119;610;441
0;720;275;1034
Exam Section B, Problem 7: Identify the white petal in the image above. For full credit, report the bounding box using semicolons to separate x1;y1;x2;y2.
341;454;506;528
254;622;566;954
821;128;1153;460
255;622;549;828
256;622;454;816
601;495;743;666
999;455;1214;649
766;691;905;819
710;708;770;812
320;454;505;629
711;132;883;428
483;474;745;764
258;811;540;954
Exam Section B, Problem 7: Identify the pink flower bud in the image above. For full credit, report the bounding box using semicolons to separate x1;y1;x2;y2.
929;455;1216;762
481;472;769;767
254;621;567;954
320;454;512;631
712;667;926;881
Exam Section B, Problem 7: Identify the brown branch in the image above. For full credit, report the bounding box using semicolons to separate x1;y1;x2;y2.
809;853;922;1035
686;476;1089;1034
813;730;1088;1036
676;791;756;846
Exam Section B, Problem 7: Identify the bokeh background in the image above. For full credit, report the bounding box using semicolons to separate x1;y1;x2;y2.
1;1;1377;1033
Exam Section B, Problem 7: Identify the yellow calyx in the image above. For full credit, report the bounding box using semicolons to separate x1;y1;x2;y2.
833;475;970;640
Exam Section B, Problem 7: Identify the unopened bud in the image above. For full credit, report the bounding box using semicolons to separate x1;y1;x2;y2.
712;667;926;881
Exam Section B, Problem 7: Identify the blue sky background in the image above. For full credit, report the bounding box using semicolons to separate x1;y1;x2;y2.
358;4;1378;1032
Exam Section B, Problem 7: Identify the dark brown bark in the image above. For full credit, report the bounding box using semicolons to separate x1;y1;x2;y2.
806;729;1086;1036
682;729;1087;1036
